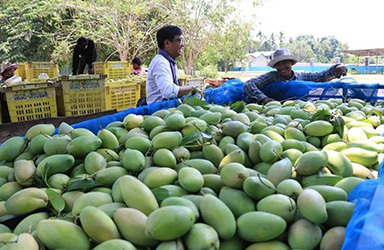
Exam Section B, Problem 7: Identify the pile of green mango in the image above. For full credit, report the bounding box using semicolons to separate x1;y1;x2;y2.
0;97;383;250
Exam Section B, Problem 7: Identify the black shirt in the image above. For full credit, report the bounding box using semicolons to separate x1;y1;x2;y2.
72;39;97;75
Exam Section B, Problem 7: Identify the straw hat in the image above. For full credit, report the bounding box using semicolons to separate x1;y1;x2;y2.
268;48;298;68
0;64;19;75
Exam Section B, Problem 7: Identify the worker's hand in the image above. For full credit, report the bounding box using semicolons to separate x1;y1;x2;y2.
335;65;347;76
261;97;275;105
88;68;94;74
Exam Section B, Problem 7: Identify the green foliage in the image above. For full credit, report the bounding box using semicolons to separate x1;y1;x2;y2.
199;65;219;78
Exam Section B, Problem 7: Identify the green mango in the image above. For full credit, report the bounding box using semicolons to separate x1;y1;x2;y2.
0;137;26;162
13;212;49;235
145;206;195;241
120;175;159;216
219;187;255;218
184;223;220;250
237;211;286;242
79;206;121;243
36;154;75;177
37;219;90;250
287;219;322;249
92;239;136;250
200;194;236;240
84;152;107;174
297;189;327;224
72;192;113;215
5;188;48;215
44;135;71;155
66;135;102;158
26;124;55;140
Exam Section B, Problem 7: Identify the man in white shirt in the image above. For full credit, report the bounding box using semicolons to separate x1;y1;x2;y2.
146;25;196;105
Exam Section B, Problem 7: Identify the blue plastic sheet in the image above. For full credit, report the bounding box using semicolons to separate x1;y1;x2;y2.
342;159;384;250
204;79;247;104
70;99;179;134
262;80;384;104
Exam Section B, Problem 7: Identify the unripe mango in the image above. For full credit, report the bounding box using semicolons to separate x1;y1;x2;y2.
47;173;69;190
28;134;50;155
160;197;200;219
84;151;107;174
178;167;204;192
122;149;146;172
97;128;119;151
80;206;121;243
120;175;159;216
342;147;378;167
243;175;275;200
259;140;282;163
304;120;333;137
320;227;346;250
66;135;102;158
123;114;143;130
202;144;224;168
267;158;293;186
5;188;48;215
246;241;290;250
200;194;236;240
294;151;328;176
95;167;128;187
92;239;136;250
125;137;152;155
14;160;36;186
26;124;55;140
306;185;348;202
62;191;84;212
152;131;182;149
297;189;327;224
288;219;322;249
220;162;249;189
219;187;255;218
13;212;49;235
72;191;113;215
43;135;71;155
276;179;303;200
145;206;195;240
36;154;75;177
325;201;355;227
237;211;286;242
0;137;26;162
153;148;177;168
37;219;90;250
257;194;296;222
184;223;220;250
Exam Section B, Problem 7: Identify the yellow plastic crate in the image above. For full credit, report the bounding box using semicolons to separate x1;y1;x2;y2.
14;63;26;80
94;61;132;80
2;81;57;122
106;80;141;111
56;75;106;116
178;77;206;90
25;62;59;80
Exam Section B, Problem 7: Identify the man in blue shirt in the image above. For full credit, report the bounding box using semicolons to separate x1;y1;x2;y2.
146;25;197;104
243;48;348;104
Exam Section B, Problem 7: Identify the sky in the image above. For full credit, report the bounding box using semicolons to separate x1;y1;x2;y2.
244;0;384;50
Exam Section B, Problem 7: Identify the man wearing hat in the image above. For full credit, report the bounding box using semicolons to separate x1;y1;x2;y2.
243;48;347;104
0;64;20;84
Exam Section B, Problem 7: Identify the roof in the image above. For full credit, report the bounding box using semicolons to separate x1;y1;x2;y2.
246;51;274;58
341;48;384;56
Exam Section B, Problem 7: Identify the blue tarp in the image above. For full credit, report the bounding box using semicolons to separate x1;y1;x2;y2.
203;78;384;105
342;159;384;250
